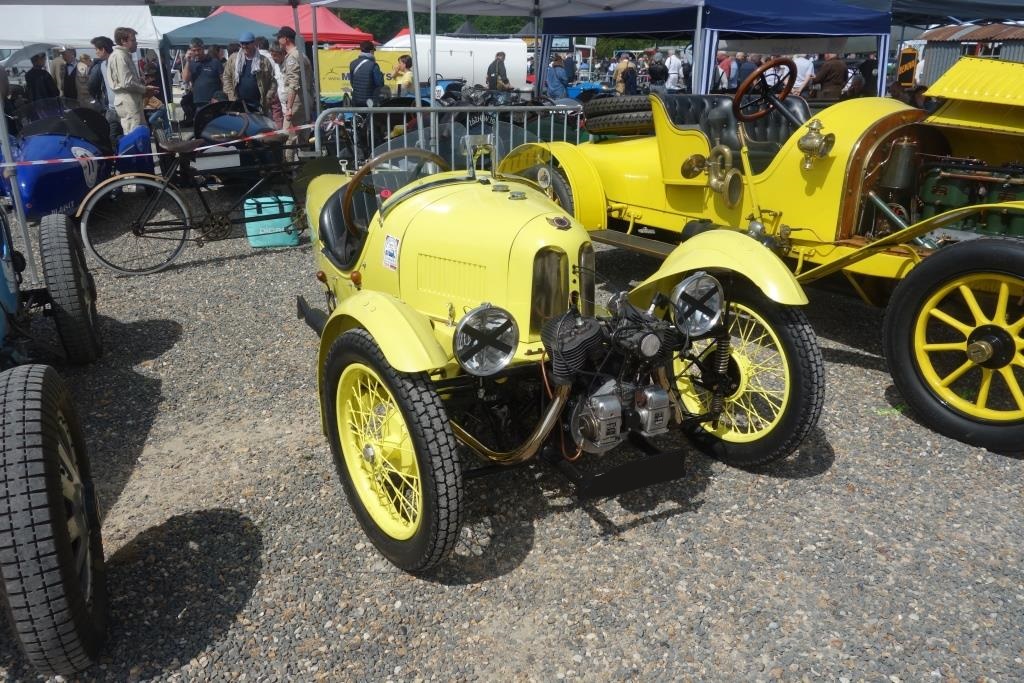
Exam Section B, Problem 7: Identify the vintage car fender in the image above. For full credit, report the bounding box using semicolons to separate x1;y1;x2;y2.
629;230;808;306
500;142;607;231
318;290;449;384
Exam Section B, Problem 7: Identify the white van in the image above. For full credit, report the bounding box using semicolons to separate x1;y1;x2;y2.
382;35;529;90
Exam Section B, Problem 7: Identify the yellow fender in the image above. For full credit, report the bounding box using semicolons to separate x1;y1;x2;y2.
318;290;449;390
74;172;173;219
545;142;607;231
629;230;808;306
499;142;606;231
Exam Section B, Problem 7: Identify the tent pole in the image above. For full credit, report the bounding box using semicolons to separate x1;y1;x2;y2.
405;0;426;150
312;5;321;120
692;1;703;94
429;0;438;154
0;99;39;285
292;2;311;119
154;49;171;126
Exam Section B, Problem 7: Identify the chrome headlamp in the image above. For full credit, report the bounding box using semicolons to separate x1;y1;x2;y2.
454;303;519;376
671;272;724;337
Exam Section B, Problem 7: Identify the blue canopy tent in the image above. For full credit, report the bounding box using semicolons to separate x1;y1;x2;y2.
849;0;1024;25
542;0;892;95
163;12;282;49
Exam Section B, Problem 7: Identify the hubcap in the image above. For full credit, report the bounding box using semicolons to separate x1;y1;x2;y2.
56;411;92;606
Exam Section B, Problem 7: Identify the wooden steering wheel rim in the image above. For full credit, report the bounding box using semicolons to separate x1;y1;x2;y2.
732;57;798;123
341;147;450;236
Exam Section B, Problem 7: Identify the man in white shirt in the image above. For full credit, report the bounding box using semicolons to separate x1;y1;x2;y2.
792;54;815;95
665;49;683;92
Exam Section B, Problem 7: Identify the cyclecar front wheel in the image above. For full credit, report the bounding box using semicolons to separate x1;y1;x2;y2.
883;237;1024;452
676;284;825;467
321;329;463;572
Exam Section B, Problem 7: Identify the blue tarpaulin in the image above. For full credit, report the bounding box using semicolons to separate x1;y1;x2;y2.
543;0;891;37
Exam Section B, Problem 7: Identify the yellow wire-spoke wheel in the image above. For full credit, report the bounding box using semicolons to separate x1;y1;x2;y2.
912;273;1024;422
337;362;422;540
323;329;463;572
675;287;824;467
678;302;791;442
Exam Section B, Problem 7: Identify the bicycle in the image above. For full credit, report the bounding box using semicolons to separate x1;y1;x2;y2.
77;122;306;276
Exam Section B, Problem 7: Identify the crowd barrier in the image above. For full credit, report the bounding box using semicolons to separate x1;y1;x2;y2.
313;103;585;169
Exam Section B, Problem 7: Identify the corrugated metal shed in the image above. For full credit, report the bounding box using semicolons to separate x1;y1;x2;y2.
919;23;1024;84
922;24;1024;41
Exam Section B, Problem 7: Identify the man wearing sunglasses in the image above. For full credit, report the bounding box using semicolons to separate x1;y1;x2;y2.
222;31;276;114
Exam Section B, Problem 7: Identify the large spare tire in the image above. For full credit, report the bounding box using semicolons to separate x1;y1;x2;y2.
582;95;652;119
585;111;654;136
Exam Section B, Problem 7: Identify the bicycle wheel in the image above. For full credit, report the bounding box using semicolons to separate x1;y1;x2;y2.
79;176;191;276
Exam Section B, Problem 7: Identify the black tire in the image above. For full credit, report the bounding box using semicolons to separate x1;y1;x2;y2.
79;176;190;276
39;214;102;364
582;95;651;119
0;365;107;675
882;237;1024;452
678;285;825;467
585;111;654;136
322;329;463;572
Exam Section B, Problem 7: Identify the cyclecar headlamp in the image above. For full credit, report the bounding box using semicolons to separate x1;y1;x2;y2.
454;303;519;376
671;272;724;337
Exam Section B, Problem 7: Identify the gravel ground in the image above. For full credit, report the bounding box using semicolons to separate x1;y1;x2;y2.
1;225;1022;682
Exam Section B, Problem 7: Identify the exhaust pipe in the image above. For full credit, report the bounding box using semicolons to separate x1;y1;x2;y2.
451;384;571;465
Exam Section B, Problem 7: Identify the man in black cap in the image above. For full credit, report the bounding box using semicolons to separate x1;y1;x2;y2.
276;25;314;159
349;39;384;107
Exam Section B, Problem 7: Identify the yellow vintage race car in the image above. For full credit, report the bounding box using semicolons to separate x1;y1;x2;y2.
298;141;824;571
506;56;1024;452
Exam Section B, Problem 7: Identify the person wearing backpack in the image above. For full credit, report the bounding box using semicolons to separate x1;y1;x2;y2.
614;53;637;95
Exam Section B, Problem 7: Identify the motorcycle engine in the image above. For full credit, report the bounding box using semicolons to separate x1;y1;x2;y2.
569;379;673;454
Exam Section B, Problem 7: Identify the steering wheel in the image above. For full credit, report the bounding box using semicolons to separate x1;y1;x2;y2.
342;147;450;236
732;57;798;123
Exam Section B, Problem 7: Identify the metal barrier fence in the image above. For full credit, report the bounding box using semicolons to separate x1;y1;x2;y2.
313;104;584;169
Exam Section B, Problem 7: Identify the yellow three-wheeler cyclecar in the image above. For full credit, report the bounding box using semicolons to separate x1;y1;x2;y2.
298;141;825;572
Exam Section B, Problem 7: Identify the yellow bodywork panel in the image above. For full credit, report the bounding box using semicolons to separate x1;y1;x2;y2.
649;96;713;187
498;142;608;231
629;230;807;306
318;290;450;380
925;56;1024;107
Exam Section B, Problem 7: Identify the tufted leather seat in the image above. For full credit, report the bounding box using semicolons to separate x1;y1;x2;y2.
656;94;810;174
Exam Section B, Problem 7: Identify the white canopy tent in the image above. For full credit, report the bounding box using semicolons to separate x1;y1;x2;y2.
0;5;163;50
153;16;204;37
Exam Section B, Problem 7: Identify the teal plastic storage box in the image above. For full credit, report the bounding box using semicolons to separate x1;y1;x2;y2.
244;196;299;248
